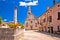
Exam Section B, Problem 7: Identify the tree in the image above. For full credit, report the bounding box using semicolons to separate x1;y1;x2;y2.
0;17;2;25
8;23;15;28
18;23;24;29
8;23;18;29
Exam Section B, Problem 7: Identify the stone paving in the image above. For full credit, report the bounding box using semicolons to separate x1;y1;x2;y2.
24;30;60;40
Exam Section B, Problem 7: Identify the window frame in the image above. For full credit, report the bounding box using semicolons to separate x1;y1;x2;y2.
49;16;52;22
57;12;60;20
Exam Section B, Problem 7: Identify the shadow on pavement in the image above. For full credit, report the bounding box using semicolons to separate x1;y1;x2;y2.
34;30;60;38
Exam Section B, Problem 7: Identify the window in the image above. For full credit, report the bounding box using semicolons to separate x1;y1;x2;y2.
40;21;43;25
49;16;52;22
58;12;60;20
43;18;45;22
38;22;39;24
58;5;60;7
58;26;60;31
31;21;32;23
40;23;42;25
26;22;28;27
50;10;52;12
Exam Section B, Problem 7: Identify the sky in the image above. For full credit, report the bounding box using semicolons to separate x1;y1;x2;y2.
0;0;59;24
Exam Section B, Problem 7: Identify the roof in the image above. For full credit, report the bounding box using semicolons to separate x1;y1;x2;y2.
38;2;60;18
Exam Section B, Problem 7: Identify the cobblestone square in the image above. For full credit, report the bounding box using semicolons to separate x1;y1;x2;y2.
24;30;60;40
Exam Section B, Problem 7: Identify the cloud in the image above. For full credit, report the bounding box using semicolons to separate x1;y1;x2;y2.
4;19;7;21
19;2;26;6
25;0;31;1
19;0;38;6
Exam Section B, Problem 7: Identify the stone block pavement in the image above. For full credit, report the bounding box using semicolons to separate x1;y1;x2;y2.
24;30;60;40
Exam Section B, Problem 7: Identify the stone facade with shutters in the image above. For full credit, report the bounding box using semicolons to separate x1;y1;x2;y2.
24;6;39;30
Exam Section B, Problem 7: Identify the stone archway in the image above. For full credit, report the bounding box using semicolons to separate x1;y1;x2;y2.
30;26;33;30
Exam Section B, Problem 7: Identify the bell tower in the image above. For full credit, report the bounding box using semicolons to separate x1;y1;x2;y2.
28;6;31;16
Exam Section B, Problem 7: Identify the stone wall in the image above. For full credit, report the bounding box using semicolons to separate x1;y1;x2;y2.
0;28;24;40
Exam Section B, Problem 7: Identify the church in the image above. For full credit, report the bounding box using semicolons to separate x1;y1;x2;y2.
24;6;39;30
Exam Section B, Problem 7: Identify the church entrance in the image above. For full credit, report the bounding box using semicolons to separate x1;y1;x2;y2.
30;26;33;30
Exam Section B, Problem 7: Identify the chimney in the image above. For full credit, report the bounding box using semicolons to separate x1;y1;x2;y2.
14;6;17;24
47;6;50;10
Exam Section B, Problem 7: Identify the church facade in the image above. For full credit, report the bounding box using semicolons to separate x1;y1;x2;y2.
24;6;39;30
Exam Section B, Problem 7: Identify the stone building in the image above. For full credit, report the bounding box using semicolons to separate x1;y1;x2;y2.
38;13;47;32
24;6;39;30
38;0;60;33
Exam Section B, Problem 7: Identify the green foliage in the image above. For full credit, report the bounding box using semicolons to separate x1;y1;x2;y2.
8;23;16;28
8;23;24;29
0;17;2;24
18;23;24;29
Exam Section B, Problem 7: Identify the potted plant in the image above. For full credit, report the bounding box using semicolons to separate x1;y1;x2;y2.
18;23;24;29
8;23;17;29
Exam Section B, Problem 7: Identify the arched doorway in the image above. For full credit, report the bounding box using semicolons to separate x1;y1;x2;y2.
30;26;33;30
